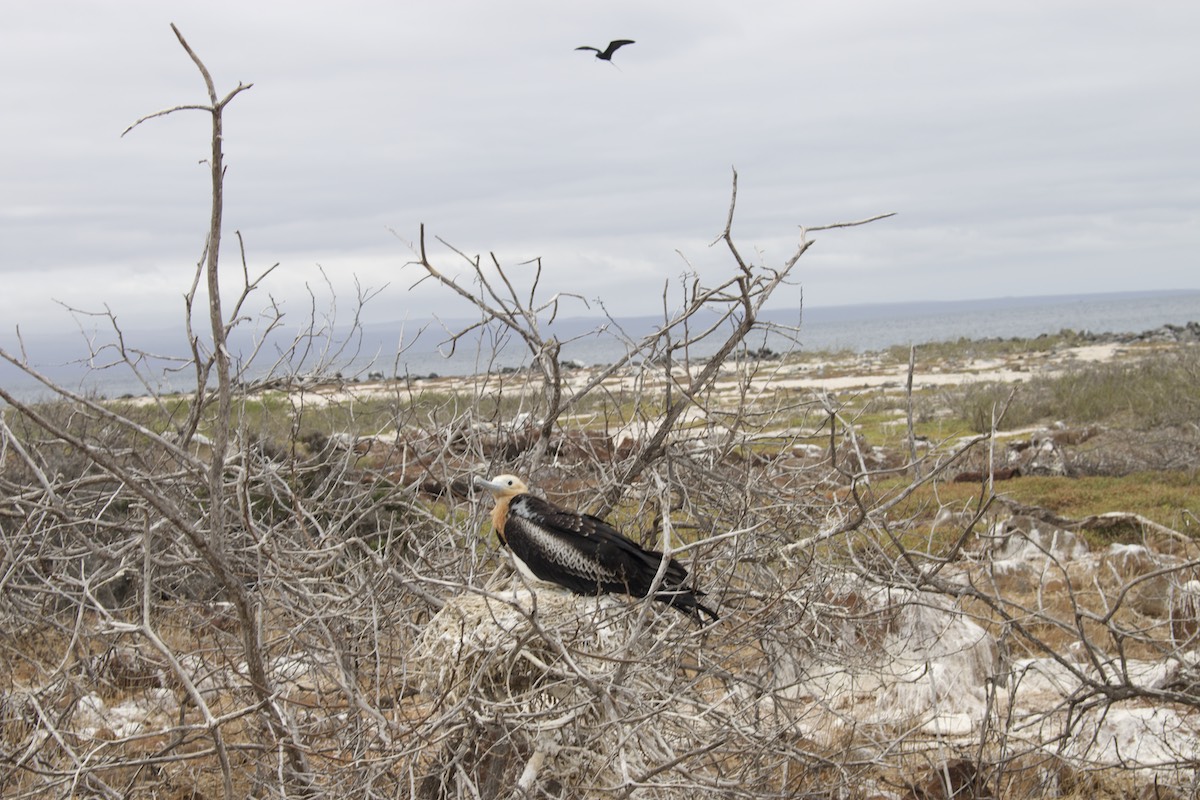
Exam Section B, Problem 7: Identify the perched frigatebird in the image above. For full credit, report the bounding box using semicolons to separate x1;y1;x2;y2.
575;39;636;62
475;474;718;624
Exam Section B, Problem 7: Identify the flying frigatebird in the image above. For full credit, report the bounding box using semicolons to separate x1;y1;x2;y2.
475;474;718;624
575;39;636;62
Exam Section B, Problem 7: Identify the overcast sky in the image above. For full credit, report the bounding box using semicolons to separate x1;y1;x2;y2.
2;1;1198;338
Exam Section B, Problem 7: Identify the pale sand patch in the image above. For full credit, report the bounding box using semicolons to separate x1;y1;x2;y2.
745;341;1126;393
1066;342;1123;362
302;341;1126;401
120;341;1131;405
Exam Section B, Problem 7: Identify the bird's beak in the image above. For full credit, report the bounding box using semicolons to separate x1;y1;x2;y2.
473;475;500;494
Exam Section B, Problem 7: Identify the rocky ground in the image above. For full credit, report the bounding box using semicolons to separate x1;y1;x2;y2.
4;322;1198;798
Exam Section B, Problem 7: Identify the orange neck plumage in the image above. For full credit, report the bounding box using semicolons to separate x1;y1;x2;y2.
490;495;512;546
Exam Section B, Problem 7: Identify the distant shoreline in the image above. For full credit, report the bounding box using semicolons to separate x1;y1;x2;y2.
3;289;1198;403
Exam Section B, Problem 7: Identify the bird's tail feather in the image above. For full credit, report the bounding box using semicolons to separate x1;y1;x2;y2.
656;588;719;625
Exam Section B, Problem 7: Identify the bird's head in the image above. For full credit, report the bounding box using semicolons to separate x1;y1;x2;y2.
474;474;529;499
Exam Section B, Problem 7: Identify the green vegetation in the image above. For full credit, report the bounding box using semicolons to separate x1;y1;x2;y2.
885;329;1096;364
871;469;1199;548
942;347;1200;432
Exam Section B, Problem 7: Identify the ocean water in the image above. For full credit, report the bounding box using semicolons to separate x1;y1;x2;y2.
3;290;1198;400
760;290;1200;354
544;289;1200;373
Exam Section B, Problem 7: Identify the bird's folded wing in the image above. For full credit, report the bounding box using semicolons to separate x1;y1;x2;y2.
509;495;690;587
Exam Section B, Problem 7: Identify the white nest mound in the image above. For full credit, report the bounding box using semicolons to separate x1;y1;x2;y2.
412;586;633;704
409;585;709;798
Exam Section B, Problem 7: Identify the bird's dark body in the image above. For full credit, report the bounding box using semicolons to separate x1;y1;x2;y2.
499;492;717;623
576;39;636;61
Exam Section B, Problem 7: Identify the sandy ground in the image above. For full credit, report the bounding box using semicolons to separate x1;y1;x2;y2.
274;341;1127;407
755;342;1124;392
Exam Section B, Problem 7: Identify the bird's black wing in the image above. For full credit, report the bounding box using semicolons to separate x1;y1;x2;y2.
575;45;600;53
505;494;688;597
602;39;636;58
567;507;718;622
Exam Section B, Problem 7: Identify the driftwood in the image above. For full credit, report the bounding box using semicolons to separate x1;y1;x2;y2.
998;498;1193;545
